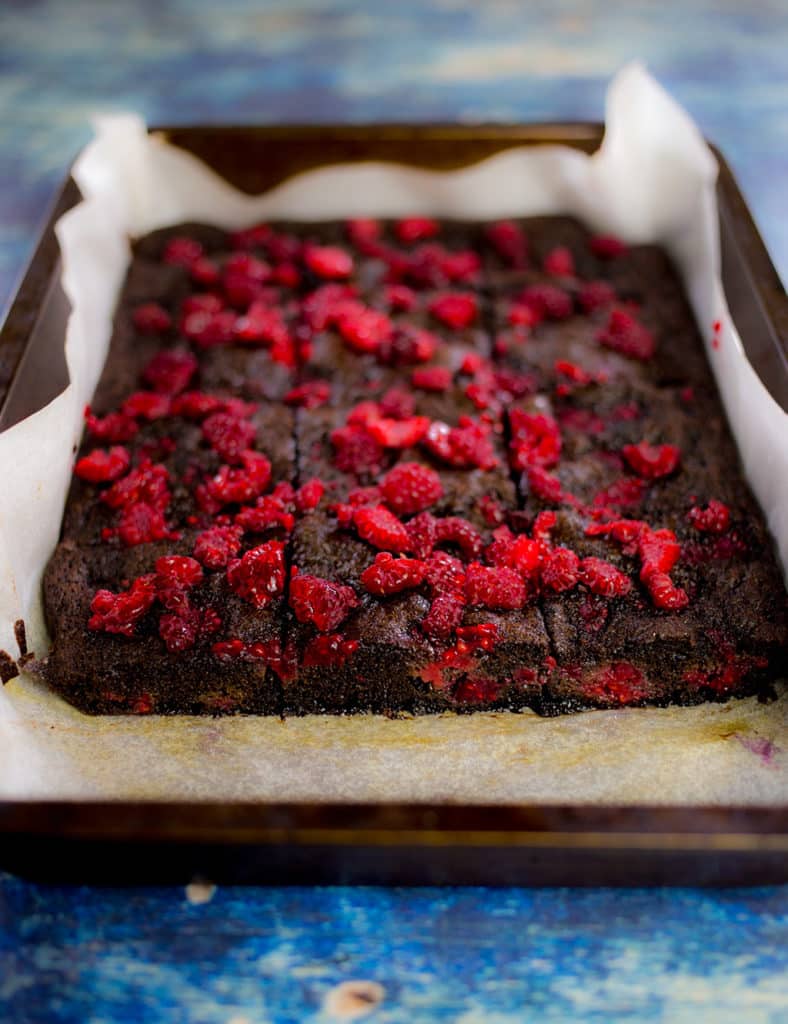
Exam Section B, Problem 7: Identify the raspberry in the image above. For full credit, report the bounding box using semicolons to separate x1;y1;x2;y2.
294;478;325;513
354;505;412;552
204;450;272;506
181;293;224;318
103;461;170;511
543;247;575;276
384;284;417;311
170;391;225;420
423;418;497;470
301;284;357;330
598;309;656;361
289;572;359;631
377;389;415;420
202;412;257;462
644;572;689;611
592;478;645;509
85;409;139;443
428;292;478;330
508;303;539;327
526;467;564;504
337;304;393;353
234;301;289;347
162;236;203;266
508;410;561;471
541;547;581;592
638;527;681;578
422;592;465;639
622;442;681;479
579;557;631;597
460;352;485;375
688;500;731;534
193;525;243;569
532;510;558;543
153;555;203;614
411;367;452;392
455;623;500;652
583;663;647;704
88;574;157;636
378;325;438;366
190;257;221;288
225;251;271;281
395;217;440;243
211;639;247;661
465;563;527;610
367;416;430;449
516;284;573;321
501;534;542;578
485;221;528;269
230;222;272;249
479;495;504;526
380;462;443;516
361;552;426;595
226;541;286;608
133;302;172;334
302;634;360;668
122;391;171;421
578;280;617;313
452;676;504;705
141;350;198;395
589;234;627;259
586;519;644;548
424;550;466;595
345;218;381;247
406;511;438;559
272;263;300;288
74;446;130;484
115;503;170;547
555;360;594;386
305;245;354;280
283;380;331;409
159;605;220;653
182;309;237;348
434;516;483;560
331;424;386;477
235;495;295;534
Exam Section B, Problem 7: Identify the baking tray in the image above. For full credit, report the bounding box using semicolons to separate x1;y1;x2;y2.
0;123;786;886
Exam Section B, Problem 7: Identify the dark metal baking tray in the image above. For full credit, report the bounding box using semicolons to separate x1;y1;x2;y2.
0;123;786;886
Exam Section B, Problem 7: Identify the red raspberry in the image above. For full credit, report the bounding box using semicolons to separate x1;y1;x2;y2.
378;389;415;420
225;251;270;281
543;247;575;276
583;663;647;704
345;218;381;247
190;257;221;288
284;380;331;409
597;309;655;361
555;360;593;385
622;442;681;479
423;418;497;470
230;222;272;249
170;391;224;420
485;221;528;268
103;461;171;511
377;325;438;366
517;284;573;321
406;511;438;559
115;503;170;547
133;302;172;334
411;367;452;392
305;245;354;280
193;525;243;569
509;410;562;471
586;519;644;548
158;605;220;653
502;534;542;578
212;638;247;661
162;236;203;266
424;550;466;593
74;446;130;483
142;350;198;395
638;527;681;578
84;409;138;443
234;301;289;347
578;280;617;313
181;293;224;317
182;309;238;348
589;234;627;259
532;510;558;543
337;305;393;353
331;424;386;477
526;467;564;504
541;547;580;593
289;572;359;631
204;450;272;506
688;500;730;534
380;462;443;516
154;555;204;612
644;572;689;610
202;412;257;462
361;552;426;595
434;516;483;560
235;495;295;534
428;292;478;330
122;391;171;421
395;217;440;243
354;505;412;552
479;495;504;526
455;622;500;652
302;634;360;668
384;284;417;311
592;477;645;510
88;574;157;636
226;541;286;608
422;592;465;639
579;558;631;597
294;478;325;513
367;416;430;449
465;563;527;610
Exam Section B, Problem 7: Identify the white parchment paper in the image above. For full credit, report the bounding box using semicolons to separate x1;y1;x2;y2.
0;64;785;804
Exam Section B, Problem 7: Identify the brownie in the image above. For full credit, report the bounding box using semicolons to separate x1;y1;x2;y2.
37;214;788;715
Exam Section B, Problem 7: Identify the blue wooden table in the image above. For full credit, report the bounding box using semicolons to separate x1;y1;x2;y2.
1;2;787;1020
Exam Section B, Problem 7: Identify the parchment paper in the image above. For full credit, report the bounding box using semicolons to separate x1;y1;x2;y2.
0;64;785;805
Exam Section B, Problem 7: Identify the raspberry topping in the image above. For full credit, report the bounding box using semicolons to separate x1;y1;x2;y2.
202;450;272;507
154;554;203;606
74;446;131;483
509;410;562;471
235;494;295;534
423;418;497;470
485;221;528;268
378;326;438;366
89;575;157;636
182;309;238;348
526;467;564;504
406;511;438;559
434;516;483;560
142;350;198;395
578;280;617;313
361;552;426;595
158;606;220;654
380;462;443;516
465;563;527;610
395;218;440;243
337;305;393;353
579;557;631;597
589;234;627;259
643;572;689;610
133;303;172;335
162;236;203;266
367;416;430;449
234;302;289;347
541;547;581;592
122;391;171;421
688;500;731;534
516;284;573;322
305;245;354;280
294;478;325;513
202;412;257;462
428;292;478;330
622;442;681;479
303;634;360;668
283;380;331;409
353;505;412;552
85;408;139;443
289;572;359;631
543;247;575;277
226;541;286;608
193;525;243;569
411;367;452;392
598;309;656;361
331;424;386;477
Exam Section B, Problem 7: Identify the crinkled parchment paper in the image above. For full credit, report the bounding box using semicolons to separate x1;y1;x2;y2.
1;64;785;804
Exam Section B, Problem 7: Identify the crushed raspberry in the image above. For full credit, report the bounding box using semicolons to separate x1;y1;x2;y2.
84;408;139;443
455;623;500;652
592;477;645;509
236;494;295;534
203;450;272;507
622;442;681;479
395;217;440;243
181;293;225;318
378;325;438;366
526;466;564;504
406;511;438;559
579;557;631;597
354;505;412;552
578;280;617;313
380;462;443;516
88;574;157;636
115;503;171;547
337;304;393;353
142;350;198;395
190;257;221;288
154;555;203;612
289;571;359;631
589;234;627;259
424;550;466;594
182;309;238;348
434;517;483;560
423;418;497;470
541;547;581;592
532;510;558;543
304;245;354;280
284;380;331;409
509;410;561;471
501;533;542;578
345;218;381;247
346;485;381;506
380;284;415;312
361;552;426;595
133;302;172;334
428;292;478;330
331;424;386;477
543;247;575;277
193;525;243;569
162;236;203;266
479;495;504;526
301;283;357;330
226;541;286;608
231;222;272;249
516;284;573;321
367;415;430;449
442;250;481;283
644;572;689;610
202;412;257;462
465;563;527;610
422;592;465;639
294;478;325;513
234;301;289;347
411;367;452;392
103;461;170;511
170;391;223;420
303;634;360;668
688;500;731;534
638;527;681;578
598;309;656;361
586;518;644;548
158;606;220;653
485;221;528;268
378;389;415;420
555;360;594;386
122;391;171;421
74;446;130;484
452;676;504;705
584;663;647;704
